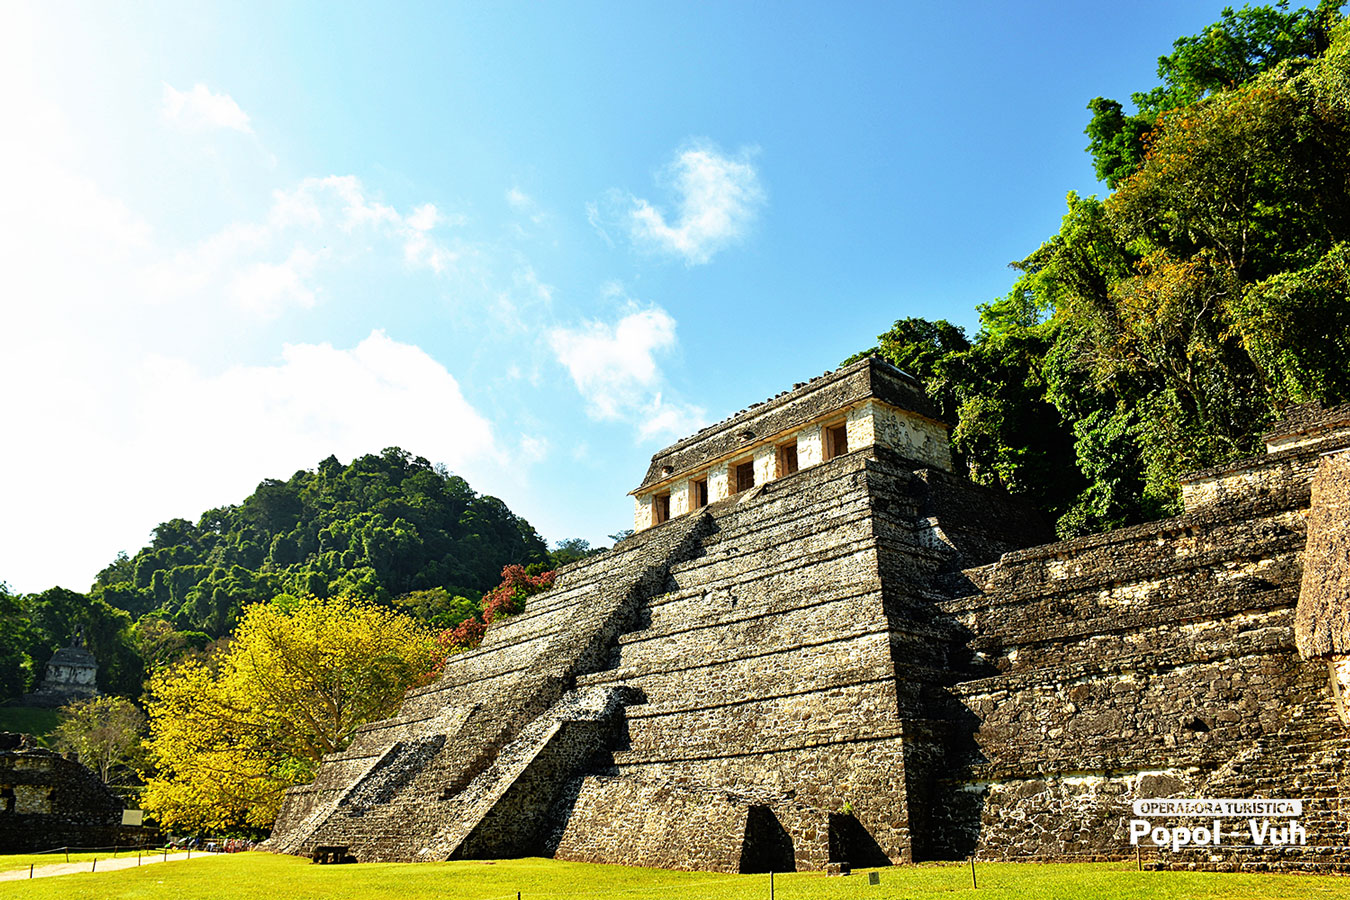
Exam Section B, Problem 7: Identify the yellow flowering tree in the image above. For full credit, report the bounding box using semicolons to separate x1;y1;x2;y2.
142;595;442;831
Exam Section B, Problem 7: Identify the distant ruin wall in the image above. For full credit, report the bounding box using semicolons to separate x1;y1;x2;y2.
0;741;134;853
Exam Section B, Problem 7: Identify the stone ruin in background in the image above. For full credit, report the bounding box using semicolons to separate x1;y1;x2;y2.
267;356;1350;873
23;628;100;709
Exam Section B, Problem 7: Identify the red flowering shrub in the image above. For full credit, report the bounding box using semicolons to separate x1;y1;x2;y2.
436;565;554;654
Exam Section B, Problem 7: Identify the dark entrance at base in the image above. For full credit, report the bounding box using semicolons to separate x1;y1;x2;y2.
739;805;795;873
828;813;891;868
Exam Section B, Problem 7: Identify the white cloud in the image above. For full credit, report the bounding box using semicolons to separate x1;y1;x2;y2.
519;435;550;464
227;244;324;314
407;203;440;231
0;38;576;592
549;306;705;441
637;394;706;443
550;308;676;418
137;330;501;483
505;186;549;234
0;71;520;592
139;175;466;314
597;140;765;265
161;82;254;134
0;326;509;593
514;265;554;304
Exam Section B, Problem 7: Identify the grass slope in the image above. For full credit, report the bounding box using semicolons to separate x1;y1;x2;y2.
2;853;1348;900
0;707;59;745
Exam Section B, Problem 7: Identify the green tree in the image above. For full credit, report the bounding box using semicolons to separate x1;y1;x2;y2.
549;538;602;569
1085;1;1338;187
848;9;1350;538
0;582;35;698
1236;242;1350;403
132;617;212;672
52;696;146;786
95;448;550;638
845;317;972;420
395;587;481;630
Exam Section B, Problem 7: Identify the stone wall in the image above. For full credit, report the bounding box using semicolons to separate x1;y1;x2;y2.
0;735;137;853
930;419;1350;871
1295;450;1350;661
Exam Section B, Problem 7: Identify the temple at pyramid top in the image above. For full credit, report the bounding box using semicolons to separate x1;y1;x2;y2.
630;356;951;531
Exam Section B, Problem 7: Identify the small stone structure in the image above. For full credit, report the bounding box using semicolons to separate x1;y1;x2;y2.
23;630;99;708
268;359;1350;872
0;732;136;852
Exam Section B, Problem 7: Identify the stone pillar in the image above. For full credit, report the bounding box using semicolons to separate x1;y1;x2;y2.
671;479;692;517
753;444;777;487
798;427;824;468
709;465;732;502
1294;450;1350;725
1330;658;1350;727
846;402;876;453
634;495;654;532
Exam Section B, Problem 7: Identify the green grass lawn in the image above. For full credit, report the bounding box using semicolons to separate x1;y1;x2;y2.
0;848;174;872
1;853;1347;900
0;706;59;744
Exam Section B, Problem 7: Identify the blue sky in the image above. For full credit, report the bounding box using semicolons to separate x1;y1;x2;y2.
0;0;1279;592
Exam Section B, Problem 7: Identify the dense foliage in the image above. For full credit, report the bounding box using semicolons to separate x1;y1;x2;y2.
142;595;443;831
440;565;557;652
855;4;1350;538
0;584;145;698
1085;0;1340;187
93;447;549;637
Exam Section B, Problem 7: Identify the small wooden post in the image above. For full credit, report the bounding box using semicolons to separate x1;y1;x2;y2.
1136;846;1141;871
969;855;976;888
770;870;775;900
92;858;97;872
28;864;33;879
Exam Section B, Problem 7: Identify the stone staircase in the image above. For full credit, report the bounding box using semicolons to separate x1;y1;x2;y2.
267;510;711;860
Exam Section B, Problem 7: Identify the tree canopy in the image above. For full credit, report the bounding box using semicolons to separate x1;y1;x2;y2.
1085;0;1341;187
856;4;1350;538
142;595;443;831
92;447;550;638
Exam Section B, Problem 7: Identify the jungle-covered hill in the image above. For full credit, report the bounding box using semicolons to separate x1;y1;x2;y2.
92;447;549;635
1;448;558;698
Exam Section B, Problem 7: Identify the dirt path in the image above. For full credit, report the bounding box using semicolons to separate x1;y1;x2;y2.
0;851;229;881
